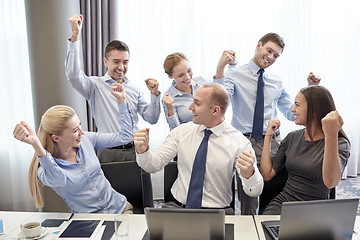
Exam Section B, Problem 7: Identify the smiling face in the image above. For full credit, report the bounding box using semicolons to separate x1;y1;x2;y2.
54;114;84;149
252;41;283;69
188;87;215;127
104;50;129;81
292;92;308;126
170;59;193;92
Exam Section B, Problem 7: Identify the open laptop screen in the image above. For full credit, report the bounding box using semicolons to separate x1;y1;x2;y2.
262;198;359;240
144;207;225;240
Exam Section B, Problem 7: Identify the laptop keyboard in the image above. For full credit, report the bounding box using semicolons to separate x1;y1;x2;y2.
269;225;280;238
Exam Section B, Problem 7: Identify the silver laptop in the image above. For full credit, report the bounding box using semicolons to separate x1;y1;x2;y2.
144;207;225;240
263;198;359;240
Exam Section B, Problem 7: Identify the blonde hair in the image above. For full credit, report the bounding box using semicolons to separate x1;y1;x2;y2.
163;52;188;76
29;105;76;208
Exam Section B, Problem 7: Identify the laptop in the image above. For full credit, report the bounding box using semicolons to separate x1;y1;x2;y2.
143;207;233;240
262;198;359;240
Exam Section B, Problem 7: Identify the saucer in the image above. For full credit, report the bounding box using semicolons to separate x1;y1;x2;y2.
17;227;48;239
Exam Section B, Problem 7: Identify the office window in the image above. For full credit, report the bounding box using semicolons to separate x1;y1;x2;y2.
0;0;35;210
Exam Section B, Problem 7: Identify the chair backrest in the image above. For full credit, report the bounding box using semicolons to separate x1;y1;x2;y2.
42;186;71;212
164;161;236;212
164;161;178;203
259;168;336;214
101;161;147;214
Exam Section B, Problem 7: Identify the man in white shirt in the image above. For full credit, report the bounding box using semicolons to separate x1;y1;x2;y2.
134;83;263;213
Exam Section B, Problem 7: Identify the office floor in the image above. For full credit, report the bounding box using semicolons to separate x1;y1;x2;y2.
154;177;360;215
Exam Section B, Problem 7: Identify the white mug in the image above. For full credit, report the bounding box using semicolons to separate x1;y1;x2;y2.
20;221;42;238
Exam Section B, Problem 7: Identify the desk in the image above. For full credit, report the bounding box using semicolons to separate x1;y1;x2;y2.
0;211;258;239
254;215;360;240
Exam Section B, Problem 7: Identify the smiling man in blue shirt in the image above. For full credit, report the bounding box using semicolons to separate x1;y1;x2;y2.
65;14;161;163
214;33;320;215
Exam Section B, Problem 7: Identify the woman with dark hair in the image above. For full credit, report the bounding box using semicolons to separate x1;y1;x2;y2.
260;85;350;215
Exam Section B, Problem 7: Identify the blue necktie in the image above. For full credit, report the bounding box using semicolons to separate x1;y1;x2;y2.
186;129;212;209
252;69;265;142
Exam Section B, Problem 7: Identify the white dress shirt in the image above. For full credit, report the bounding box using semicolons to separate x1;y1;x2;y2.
136;121;263;208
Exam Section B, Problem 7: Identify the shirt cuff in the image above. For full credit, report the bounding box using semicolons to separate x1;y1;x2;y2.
118;102;130;113
38;151;56;167
213;76;225;85
238;167;263;189
67;39;79;51
151;91;161;101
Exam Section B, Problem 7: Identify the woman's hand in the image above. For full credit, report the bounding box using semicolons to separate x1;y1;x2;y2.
265;120;280;137
163;94;175;116
322;110;343;138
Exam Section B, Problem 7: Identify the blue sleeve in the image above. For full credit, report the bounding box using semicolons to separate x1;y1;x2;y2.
88;103;134;150
65;40;94;100
162;99;180;130
277;89;295;121
137;90;161;124
37;152;67;188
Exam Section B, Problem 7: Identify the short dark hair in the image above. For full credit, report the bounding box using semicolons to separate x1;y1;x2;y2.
105;40;129;59
259;33;285;51
300;85;349;143
202;83;229;114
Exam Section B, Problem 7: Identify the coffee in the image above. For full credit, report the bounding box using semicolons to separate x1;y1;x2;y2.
25;224;39;229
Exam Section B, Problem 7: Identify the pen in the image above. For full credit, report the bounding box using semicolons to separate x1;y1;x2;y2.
68;213;74;221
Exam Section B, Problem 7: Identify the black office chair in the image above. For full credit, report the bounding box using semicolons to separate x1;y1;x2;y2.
259;168;336;214
259;167;288;215
164;161;236;213
101;161;153;214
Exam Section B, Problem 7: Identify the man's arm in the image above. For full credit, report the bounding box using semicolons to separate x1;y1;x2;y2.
236;149;264;197
65;14;94;100
215;50;237;79
134;128;177;173
136;80;161;124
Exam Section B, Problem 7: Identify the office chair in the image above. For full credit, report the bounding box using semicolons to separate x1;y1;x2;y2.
42;186;71;212
164;161;236;214
259;168;336;214
101;161;153;214
259;167;288;215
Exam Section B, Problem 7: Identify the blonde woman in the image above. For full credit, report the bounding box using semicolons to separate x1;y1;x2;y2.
13;83;134;214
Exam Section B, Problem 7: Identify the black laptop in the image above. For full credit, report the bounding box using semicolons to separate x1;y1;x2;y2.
262;198;359;240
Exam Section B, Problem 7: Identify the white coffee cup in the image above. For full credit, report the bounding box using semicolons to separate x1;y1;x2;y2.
20;221;42;238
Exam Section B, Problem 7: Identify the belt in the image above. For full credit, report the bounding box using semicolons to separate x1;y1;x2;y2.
243;131;280;139
108;141;134;150
174;198;230;210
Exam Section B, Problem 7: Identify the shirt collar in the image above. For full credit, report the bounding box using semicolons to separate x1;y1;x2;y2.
167;80;198;97
198;120;228;137
103;72;129;84
248;59;267;78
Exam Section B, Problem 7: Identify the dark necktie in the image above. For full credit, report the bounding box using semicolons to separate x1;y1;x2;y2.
186;129;213;209
252;69;265;142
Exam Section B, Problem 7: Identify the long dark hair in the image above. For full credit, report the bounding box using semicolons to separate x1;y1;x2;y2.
300;85;349;143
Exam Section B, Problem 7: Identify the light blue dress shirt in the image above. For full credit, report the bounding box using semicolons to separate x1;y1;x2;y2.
162;76;207;130
65;40;161;133
214;59;295;134
37;104;134;213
